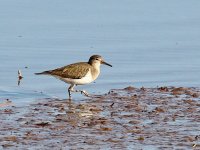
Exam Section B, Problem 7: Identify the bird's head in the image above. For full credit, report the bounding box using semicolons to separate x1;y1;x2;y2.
88;55;112;67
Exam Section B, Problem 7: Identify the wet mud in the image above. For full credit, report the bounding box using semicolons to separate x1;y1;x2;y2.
0;86;200;149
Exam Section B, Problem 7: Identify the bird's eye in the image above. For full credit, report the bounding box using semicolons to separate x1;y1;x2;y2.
96;58;99;60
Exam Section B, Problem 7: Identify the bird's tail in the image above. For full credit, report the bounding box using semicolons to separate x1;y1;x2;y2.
35;71;50;75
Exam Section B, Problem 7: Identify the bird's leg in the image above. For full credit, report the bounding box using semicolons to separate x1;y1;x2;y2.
68;84;75;100
68;88;72;100
68;84;90;97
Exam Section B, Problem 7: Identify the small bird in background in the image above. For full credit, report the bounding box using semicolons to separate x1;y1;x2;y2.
35;55;112;99
18;70;23;86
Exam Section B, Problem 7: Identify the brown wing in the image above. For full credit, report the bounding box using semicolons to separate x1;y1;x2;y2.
48;62;90;79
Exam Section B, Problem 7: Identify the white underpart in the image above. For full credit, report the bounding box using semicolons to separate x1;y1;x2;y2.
55;68;100;85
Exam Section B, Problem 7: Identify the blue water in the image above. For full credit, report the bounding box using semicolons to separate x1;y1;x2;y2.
1;0;200;103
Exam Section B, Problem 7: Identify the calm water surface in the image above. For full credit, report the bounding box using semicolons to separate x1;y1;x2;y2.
1;0;200;104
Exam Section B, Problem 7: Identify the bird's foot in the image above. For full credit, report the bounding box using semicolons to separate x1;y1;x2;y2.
68;96;72;101
81;90;90;97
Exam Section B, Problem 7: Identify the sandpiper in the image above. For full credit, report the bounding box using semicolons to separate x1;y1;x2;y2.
35;55;112;99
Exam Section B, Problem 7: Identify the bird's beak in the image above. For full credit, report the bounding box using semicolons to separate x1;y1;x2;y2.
101;60;112;67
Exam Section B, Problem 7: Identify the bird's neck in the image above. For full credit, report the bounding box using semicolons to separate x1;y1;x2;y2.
92;62;101;71
90;63;101;80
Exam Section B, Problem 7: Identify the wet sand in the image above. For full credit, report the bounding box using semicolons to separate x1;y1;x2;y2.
0;86;200;149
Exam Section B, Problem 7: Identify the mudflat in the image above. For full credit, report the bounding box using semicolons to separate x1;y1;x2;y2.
0;86;200;149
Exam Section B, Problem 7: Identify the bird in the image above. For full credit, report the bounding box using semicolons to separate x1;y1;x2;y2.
35;55;112;99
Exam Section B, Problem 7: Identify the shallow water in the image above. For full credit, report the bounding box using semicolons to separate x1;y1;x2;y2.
1;0;200;104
